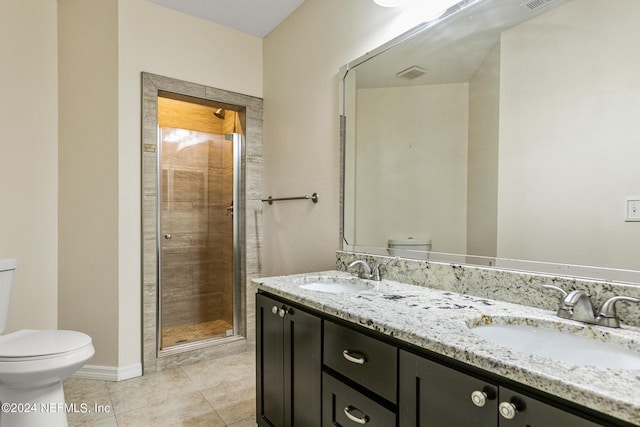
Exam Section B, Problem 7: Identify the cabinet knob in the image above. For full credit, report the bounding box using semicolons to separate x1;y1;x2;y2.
499;401;518;419
271;305;279;315
471;386;495;408
471;390;487;407
278;306;292;318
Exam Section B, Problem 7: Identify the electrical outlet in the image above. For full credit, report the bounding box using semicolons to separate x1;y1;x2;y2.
626;197;640;222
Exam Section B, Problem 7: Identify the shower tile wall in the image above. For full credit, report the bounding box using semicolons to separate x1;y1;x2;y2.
161;130;232;331
142;72;264;373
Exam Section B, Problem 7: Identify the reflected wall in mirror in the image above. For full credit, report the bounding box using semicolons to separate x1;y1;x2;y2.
342;0;640;282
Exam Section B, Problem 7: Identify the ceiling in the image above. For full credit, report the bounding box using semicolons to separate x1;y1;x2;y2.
354;0;569;89
146;0;306;38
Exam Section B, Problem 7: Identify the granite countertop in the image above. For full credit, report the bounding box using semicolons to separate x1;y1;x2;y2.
254;270;640;425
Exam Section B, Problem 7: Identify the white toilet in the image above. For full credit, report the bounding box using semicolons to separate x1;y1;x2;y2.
388;238;432;260
0;258;94;427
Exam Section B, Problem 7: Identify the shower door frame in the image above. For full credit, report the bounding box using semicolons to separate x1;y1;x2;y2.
156;130;245;355
142;72;263;373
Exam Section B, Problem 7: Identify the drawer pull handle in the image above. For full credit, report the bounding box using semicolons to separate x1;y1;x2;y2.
342;350;367;365
344;405;369;424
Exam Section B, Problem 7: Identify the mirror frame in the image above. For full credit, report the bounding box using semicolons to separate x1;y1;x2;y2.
339;0;640;285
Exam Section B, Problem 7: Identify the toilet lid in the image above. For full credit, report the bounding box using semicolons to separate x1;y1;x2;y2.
0;329;92;358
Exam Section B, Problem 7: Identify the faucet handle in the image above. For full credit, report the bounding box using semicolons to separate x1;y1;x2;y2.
542;284;568;298
371;262;386;281
597;296;640;328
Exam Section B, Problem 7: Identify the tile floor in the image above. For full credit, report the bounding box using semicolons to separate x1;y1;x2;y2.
63;351;256;426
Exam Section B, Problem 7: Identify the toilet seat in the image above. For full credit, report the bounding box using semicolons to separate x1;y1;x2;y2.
0;329;92;362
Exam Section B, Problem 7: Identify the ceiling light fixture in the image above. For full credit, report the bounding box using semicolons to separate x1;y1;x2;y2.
373;0;406;7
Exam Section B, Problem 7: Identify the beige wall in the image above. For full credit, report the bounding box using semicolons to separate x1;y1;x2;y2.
0;0;59;331
57;0;262;370
497;0;640;270
58;0;122;368
467;42;500;258
262;0;459;275
354;84;469;253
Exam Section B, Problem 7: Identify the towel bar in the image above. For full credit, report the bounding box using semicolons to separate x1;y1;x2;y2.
261;192;319;205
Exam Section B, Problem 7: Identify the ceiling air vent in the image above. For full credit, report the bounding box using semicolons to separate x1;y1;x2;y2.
396;66;427;80
520;0;556;12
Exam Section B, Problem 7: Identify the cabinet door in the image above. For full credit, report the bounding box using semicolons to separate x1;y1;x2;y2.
283;303;322;427
498;387;603;427
256;293;322;427
257;293;285;426
399;350;497;427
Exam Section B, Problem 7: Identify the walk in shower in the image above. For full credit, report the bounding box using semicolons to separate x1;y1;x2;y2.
157;94;243;352
142;73;263;372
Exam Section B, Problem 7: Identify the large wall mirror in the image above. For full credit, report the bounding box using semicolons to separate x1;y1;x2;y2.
341;0;640;283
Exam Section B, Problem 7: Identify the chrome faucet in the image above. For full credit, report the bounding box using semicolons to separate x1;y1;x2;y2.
543;285;596;323
347;260;383;281
543;284;640;328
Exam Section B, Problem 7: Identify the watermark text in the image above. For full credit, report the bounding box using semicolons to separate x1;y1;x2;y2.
1;402;111;414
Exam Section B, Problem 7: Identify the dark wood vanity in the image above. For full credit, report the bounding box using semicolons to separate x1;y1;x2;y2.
256;291;631;427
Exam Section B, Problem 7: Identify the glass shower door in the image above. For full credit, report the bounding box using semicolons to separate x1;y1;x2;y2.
158;127;241;351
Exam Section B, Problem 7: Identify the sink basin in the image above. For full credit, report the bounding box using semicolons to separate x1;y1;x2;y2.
470;323;640;369
298;278;374;294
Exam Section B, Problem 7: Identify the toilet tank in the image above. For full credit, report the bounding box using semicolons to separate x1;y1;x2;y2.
0;258;17;334
388;238;432;260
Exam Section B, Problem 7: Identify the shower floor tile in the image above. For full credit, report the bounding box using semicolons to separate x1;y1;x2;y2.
162;319;233;348
64;351;256;427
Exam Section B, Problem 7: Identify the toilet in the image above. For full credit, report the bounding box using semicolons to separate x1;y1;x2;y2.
0;258;94;427
388;238;432;260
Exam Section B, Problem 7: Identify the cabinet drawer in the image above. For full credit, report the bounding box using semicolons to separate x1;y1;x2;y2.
323;320;397;403
323;372;396;427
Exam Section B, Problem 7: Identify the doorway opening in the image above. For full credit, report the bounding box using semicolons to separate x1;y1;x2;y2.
157;92;244;352
142;72;263;373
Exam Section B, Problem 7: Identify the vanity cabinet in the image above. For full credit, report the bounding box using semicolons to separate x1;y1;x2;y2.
256;293;322;427
256;291;627;427
399;350;603;427
322;320;398;426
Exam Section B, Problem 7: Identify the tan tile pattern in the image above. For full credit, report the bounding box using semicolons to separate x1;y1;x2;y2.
159;130;234;331
64;352;256;427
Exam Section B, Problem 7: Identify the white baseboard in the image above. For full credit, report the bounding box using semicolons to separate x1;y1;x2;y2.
72;363;142;382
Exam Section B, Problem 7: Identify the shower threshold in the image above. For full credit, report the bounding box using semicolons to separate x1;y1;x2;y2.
162;319;233;349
